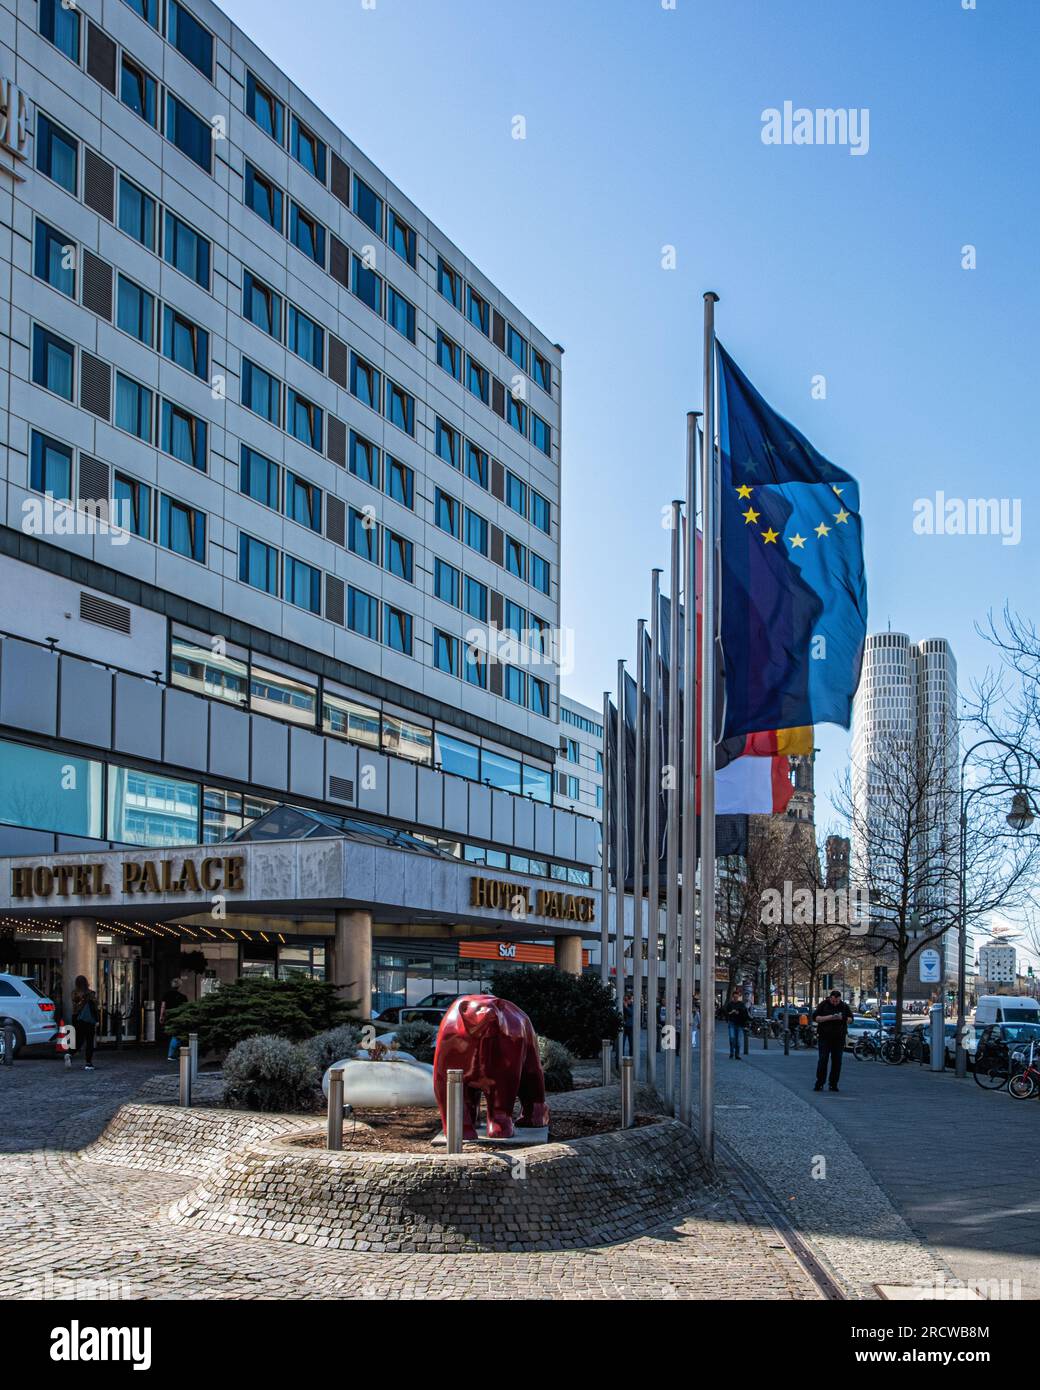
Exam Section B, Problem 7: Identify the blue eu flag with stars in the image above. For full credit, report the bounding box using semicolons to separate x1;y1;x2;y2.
716;341;867;739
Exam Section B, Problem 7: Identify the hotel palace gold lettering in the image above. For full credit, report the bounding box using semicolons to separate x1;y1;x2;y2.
10;855;246;901
469;875;595;923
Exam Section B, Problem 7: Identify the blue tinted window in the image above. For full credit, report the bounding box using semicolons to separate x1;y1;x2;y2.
507;326;527;371
351;255;382;313
465;443;488;489
245;164;283;229
117;276;153;344
243;270;282;337
164;211;210;287
504;666;526;706
36;114;77;193
435;732;479;779
165;94;212;172
0;739;101;837
162;306;208;379
349;431;379;487
285;471;321;531
123;0;159;26
504;599;526;636
531;553;550;595
242;359;280;424
435;419;457;468
386;381;414;435
121;56;157;125
463;577;487;623
506;537;526;580
348;587;378;639
285;555;321;612
288;305;324;368
529;677;549;718
240;446;279;508
246;73;283;142
531;490;551;533
115;373;152;440
287;390;322;450
34;221;75;297
507;395;527;435
438;257;461;309
290;116;326;181
383;530;413;582
437;331;461;380
434;559;459;606
113;472;151;537
482;748;522;792
386;457;413;509
30;431;72;499
290;204;325;266
31;326;74;399
349;352;380;410
108;765;199;845
169;1;213;79
161;401;206;470
387;287;415;342
466;357;488;403
467;288;489;335
239;533;279;593
387;209;416;267
161;496;206;561
506;473;527;515
465;509;488;556
532;351;551;393
349;507;378;562
435;489;459;538
40;0;79;61
353;175;383;235
532;413;551;455
465;643;486;688
433;630;457;675
118;176;155;248
384;606;412;655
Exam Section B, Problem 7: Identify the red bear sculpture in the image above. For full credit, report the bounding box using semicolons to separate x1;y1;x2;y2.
433;994;549;1140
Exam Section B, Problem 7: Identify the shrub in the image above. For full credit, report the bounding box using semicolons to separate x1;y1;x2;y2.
488;965;621;1059
222;1035;318;1112
301;1023;363;1074
390;1020;438;1063
537;1035;574;1092
166;976;358;1055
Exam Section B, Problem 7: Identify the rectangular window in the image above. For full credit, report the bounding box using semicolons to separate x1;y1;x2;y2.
34;221;75;297
434;558;459;606
386;456;413;509
506;472;527;516
386;380;414;435
161;495;206;562
387;209;416;267
165;94;212;172
116;275;154;344
530;613;550;657
239;533;279;594
0;738;102;838
466;356;489;404
464;642;486;688
381;714;432;764
504;599;526;637
349;507;378;563
31;325;74;400
240;445;279;509
507;325;528;371
242;359;281;424
531;490;551;533
529;676;549;717
115;373;153;441
349;430;379;487
288;305;324;369
246;72;284;143
437;331;461;380
463;576;487;623
467;287;489;335
164;210;210;287
383;530;413;582
507;394;527;435
113;471;152;537
435;731;480;780
435;488;460;538
465;443;488;488
351;254;382;313
118;176;155;249
482;748;523;794
123;0;159;27
532;350;551;393
286;388;323;450
285;471;321;531
169;1;214;79
250;665;317;725
349;351;381;410
347;587;379;641
433;630;458;676
386;286;416;342
290;203;325;266
36;113;77;194
465;509;488;556
121;55;157;126
161;400;207;470
245;164;283;230
162;306;209;380
108;765;200;847
504;666;526;707
40;0;80;61
242;270;282;338
437;258;461;311
505;537;526;580
384;605;412;655
353;175;383;236
532;413;551;455
531;553;551;595
285;555;321;613
290;115;327;182
435;418;458;469
29;431;72;500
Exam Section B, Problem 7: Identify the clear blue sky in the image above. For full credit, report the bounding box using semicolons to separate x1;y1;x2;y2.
222;0;1039;833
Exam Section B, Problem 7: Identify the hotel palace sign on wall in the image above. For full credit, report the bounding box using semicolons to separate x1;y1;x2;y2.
469;875;596;923
10;856;246;901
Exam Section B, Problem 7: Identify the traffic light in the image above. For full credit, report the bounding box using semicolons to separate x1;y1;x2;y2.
874;965;888;991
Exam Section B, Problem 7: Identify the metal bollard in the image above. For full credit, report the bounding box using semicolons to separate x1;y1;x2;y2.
326;1066;344;1150
763;1021;769;1051
178;1044;192;1107
743;1027;749;1055
783;1020;790;1056
445;1068;464;1154
929;1003;945;1072
620;1057;635;1129
601;1039;613;1087
189;1032;199;1083
1;1023;14;1067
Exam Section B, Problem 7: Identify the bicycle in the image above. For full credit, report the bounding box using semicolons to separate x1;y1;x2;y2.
880;1030;929;1065
853;1032;883;1061
1008;1043;1039;1099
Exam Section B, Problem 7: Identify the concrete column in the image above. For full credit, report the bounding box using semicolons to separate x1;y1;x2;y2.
62;918;98;1022
334;910;373;1019
554;934;584;976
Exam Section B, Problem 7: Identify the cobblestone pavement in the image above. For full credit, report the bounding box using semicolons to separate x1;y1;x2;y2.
0;1051;819;1300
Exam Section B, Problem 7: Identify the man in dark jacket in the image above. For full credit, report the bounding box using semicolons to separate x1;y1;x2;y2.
813;990;853;1092
724;990;750;1059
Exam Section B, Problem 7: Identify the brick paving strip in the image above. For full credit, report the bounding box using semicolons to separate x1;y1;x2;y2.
0;1054;819;1300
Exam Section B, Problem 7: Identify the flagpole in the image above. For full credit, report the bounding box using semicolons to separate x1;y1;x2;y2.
646;568;662;1090
632;619;646;1091
600;688;611;990
699;291;720;1164
680;411;702;1126
664;499;682;1112
614;656;627;1062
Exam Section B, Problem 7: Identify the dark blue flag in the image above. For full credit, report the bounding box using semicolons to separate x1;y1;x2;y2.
716;342;867;738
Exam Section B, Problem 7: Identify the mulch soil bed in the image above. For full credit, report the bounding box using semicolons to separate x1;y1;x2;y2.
289;1107;661;1153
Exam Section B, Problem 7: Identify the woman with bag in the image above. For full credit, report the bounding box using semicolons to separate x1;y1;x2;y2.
71;975;100;1071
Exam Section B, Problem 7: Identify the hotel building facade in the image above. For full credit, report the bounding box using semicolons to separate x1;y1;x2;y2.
0;0;598;1035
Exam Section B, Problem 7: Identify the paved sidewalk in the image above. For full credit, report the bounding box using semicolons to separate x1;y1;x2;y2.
0;1050;818;1301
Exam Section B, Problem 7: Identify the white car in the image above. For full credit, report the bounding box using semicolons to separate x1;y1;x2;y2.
0;974;60;1058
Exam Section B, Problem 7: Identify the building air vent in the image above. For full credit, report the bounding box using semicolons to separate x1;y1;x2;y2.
81;250;113;320
325;496;346;547
83;150;115;221
79;354;111;421
491;379;506;419
328;335;348;388
328;775;355;803
489;526;504;567
327;415;346;467
491;460;505;500
325;573;345;625
330;153;350;208
86;22;117;92
77;456;110;508
329;235;349;289
79;592;131;634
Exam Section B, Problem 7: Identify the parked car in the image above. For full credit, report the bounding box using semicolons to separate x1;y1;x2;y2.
845;1015;885;1048
969;1021;1040;1073
374;992;458;1026
0;973;60;1058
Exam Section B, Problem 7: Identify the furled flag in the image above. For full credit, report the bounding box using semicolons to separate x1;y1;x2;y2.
716;342;867;739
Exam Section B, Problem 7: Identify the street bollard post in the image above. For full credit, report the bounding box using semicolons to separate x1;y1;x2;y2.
743;1026;749;1056
178;1044;192;1107
445;1068;464;1154
326;1066;344;1150
189;1032;199;1083
620;1056;635;1129
1;1023;14;1067
929;1003;946;1072
783;1017;790;1057
601;1039;613;1086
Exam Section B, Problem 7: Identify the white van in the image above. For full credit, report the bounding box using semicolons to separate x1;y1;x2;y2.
974;995;1040;1027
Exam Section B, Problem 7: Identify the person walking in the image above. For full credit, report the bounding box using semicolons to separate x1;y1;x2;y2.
71;975;99;1072
160;978;188;1062
813;989;853;1092
691;996;701;1050
724;990;749;1060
